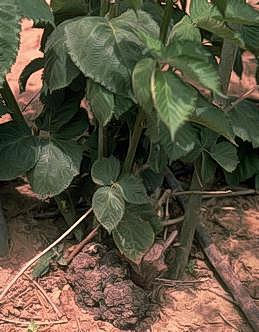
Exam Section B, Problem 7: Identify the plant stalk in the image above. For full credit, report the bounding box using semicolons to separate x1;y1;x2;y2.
169;164;202;279
123;111;145;174
0;79;29;130
98;123;104;159
100;0;109;16
216;24;240;107
160;0;174;44
109;0;119;19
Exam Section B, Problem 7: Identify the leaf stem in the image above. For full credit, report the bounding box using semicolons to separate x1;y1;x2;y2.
123;110;145;174
98;123;104;159
160;0;174;44
0;79;29;130
100;0;109;16
109;0;119;19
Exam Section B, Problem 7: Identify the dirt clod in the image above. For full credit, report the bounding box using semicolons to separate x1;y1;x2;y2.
67;243;150;330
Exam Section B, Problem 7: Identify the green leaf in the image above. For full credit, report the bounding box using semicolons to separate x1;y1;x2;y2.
93;186;125;233
123;0;143;11
189;96;235;143
159;122;200;162
132;57;156;112
0;1;20;86
229;100;259;148
151;70;197;140
112;206;154;264
133;30;162;56
216;0;259;26
65;10;159;98
50;0;89;23
148;143;167;173
163;41;223;95
114;95;134;119
44;19;80;92
27;139;83;196
241;25;259;56
118;174;149;205
87;80;114;126
0;122;39;180
209;141;239;172
19;57;44;93
201;151;217;184
168;15;201;44
53;108;88;140
18;0;54;25
36;96;81;134
190;0;245;46
91;156;121;186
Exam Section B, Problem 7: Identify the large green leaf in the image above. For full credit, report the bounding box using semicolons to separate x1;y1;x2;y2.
17;0;54;25
36;96;81;134
0;1;20;86
0;122;39;180
118;174;149;205
151;70;197;140
92;185;125;233
190;0;245;46
163;41;223;95
87;80;114;126
241;25;259;56
65;10;159;98
19;57;44;93
132;57;156;112
50;0;89;23
168;15;201;44
189;96;235;143
147;143;167;173
201;151;217;184
209;141;239;172
44;19;80;92
216;0;259;26
91;156;121;186
159;122;200;162
229;100;259;148
28;138;83;196
112;206;154;264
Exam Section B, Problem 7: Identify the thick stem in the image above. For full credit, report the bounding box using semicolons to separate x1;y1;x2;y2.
216;24;240;107
98;124;104;160
169;165;202;279
109;0;119;19
160;0;174;44
123;111;145;174
100;0;109;16
54;192;84;242
0;79;29;130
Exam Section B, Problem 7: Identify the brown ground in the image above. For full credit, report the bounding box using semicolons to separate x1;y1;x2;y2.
0;13;259;332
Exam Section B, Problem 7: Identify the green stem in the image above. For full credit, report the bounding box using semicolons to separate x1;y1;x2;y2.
100;0;109;16
123;110;145;174
216;24;240;107
98;123;104;160
159;0;174;44
0;79;29;130
109;0;119;19
169;163;202;279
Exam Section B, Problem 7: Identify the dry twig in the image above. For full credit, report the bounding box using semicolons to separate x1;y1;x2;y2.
0;208;93;301
67;225;100;264
24;273;62;318
0;317;68;327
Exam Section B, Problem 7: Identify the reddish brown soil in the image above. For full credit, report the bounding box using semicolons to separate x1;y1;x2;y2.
0;11;259;332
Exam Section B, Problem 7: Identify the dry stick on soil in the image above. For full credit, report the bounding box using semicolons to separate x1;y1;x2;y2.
24;273;62;318
66;225;100;264
0;208;93;302
171;189;257;198
165;169;259;332
0;318;68;327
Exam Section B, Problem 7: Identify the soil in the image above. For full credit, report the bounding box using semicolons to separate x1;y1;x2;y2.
0;10;259;332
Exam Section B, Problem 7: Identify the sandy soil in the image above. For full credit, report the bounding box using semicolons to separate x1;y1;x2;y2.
0;8;259;332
